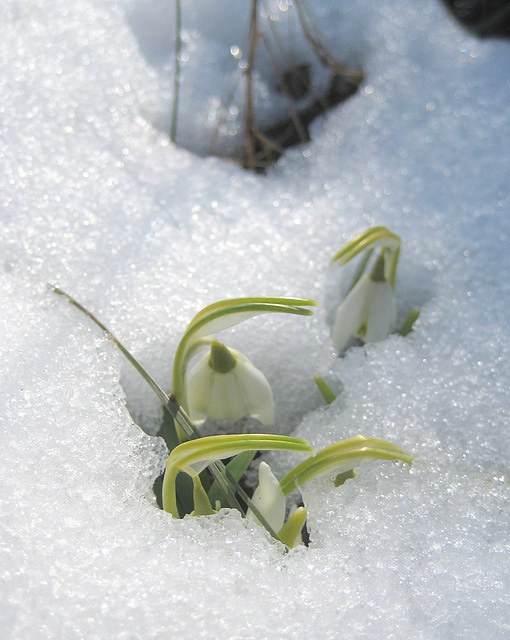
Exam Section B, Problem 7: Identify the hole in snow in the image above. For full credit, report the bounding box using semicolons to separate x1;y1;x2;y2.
126;1;363;172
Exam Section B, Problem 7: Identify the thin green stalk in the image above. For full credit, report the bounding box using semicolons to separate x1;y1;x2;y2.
244;0;259;170
170;0;182;142
50;285;286;542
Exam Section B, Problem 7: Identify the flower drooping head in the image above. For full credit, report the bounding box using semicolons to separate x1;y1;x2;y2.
186;339;274;426
171;297;316;435
330;227;402;352
332;253;396;351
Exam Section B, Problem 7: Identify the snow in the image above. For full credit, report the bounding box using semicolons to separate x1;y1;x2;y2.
1;0;509;638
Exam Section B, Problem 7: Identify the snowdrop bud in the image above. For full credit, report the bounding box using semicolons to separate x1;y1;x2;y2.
332;254;396;351
246;462;286;532
186;339;274;426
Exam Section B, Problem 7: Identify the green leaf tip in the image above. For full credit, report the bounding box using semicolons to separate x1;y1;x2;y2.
313;374;337;404
399;308;421;337
191;476;215;516
278;506;307;548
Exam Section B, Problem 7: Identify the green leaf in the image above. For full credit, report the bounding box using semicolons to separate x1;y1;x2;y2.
156;411;180;452
191;476;215;516
279;435;412;496
172;297;317;406
334;469;356;487
331;227;401;266
313;374;337;404
188;297;317;330
331;227;386;263
277;506;307;548
399;308;421;337
163;434;313;518
166;400;248;515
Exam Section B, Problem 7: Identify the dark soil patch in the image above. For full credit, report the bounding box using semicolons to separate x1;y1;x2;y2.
244;66;362;172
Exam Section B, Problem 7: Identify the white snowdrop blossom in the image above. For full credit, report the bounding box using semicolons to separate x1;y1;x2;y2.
246;462;286;532
332;254;396;351
186;339;274;426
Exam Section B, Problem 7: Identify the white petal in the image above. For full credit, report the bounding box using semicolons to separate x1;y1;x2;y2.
246;462;286;532
332;275;373;350
365;280;396;342
235;354;274;425
214;371;247;421
186;353;214;425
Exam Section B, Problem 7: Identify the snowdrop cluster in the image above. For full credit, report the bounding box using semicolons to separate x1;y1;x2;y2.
54;225;416;547
178;226;414;432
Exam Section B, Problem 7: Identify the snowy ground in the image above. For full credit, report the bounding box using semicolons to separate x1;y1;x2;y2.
1;0;509;638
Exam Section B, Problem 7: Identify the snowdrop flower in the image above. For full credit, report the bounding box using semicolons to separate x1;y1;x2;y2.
246;461;286;532
186;339;274;426
332;253;396;351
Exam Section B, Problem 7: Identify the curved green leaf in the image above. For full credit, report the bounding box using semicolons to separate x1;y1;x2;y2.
331;227;401;266
188;297;317;330
331;227;388;262
279;435;412;496
172;297;317;405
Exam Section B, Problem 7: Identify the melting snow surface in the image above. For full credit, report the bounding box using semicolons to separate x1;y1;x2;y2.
1;0;509;638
